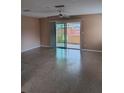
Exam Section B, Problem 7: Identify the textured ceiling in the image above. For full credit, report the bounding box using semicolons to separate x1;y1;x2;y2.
21;0;102;18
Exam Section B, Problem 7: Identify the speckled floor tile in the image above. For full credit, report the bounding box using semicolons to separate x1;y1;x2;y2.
21;47;102;93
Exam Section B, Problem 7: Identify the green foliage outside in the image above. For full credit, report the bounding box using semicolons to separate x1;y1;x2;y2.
56;24;65;43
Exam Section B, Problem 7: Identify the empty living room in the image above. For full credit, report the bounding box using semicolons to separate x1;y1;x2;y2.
2;0;124;93
21;0;102;93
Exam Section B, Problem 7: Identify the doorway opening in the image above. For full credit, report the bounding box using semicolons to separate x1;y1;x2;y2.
56;22;80;49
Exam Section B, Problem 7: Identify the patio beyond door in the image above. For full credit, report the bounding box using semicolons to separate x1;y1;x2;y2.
56;22;80;49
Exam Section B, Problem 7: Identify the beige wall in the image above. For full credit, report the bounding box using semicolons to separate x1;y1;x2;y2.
40;14;102;50
21;16;41;52
81;14;102;50
40;18;51;46
21;14;102;51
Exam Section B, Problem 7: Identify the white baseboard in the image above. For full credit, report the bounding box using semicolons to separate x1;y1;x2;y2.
21;45;102;53
40;45;51;48
82;49;102;52
21;45;52;53
40;45;102;52
21;45;41;53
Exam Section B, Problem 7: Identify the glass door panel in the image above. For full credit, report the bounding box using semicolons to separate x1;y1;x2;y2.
56;22;80;49
67;22;80;49
56;23;66;48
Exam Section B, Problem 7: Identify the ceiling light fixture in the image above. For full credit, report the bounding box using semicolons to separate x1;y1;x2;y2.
55;5;65;18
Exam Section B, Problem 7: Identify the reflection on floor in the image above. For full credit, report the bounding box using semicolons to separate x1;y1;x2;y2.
22;47;102;93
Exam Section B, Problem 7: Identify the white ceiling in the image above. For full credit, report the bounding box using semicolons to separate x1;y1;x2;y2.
21;0;102;18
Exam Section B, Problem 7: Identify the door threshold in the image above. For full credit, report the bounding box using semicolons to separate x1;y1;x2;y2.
56;47;81;50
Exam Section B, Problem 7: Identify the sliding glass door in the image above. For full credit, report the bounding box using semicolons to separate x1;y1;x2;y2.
54;21;80;49
56;23;67;48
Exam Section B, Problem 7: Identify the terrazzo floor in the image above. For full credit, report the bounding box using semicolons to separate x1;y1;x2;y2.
21;47;102;93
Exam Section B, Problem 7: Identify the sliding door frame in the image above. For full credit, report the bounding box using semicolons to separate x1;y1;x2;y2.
50;18;83;50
